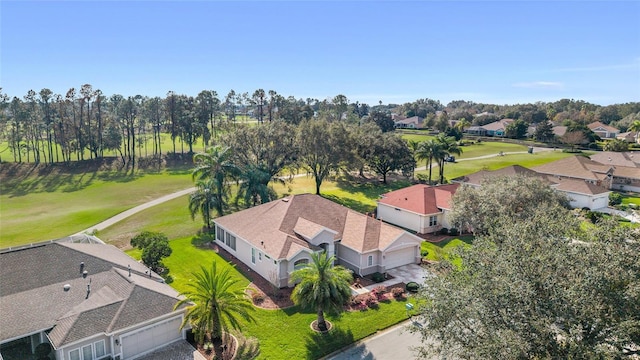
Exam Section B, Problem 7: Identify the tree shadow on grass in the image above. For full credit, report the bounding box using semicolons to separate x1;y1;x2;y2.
304;325;355;360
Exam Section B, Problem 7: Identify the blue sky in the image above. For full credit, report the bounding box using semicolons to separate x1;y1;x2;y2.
2;1;639;106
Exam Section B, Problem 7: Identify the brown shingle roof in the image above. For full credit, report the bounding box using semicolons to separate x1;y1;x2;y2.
532;156;612;181
214;194;410;257
588;121;619;133
378;184;459;214
590;151;640;168
553;179;610;195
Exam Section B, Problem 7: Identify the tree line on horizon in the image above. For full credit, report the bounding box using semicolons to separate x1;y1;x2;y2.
1;85;639;165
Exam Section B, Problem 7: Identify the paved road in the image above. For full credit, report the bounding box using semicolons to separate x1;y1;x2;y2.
325;320;433;360
72;147;556;236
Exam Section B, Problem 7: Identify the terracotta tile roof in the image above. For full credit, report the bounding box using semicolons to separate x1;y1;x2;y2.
590;151;640;168
0;243;182;345
532;156;612;181
377;184;459;214
588;121;620;133
214;194;412;258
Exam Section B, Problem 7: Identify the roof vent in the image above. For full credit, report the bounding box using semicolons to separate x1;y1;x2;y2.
63;284;71;292
128;264;131;277
82;270;88;278
80;262;85;273
282;198;290;202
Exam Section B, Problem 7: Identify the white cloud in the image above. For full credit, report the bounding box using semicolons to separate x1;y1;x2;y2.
512;81;564;89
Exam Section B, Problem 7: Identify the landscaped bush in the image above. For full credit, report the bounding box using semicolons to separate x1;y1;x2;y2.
420;249;429;257
251;292;265;304
391;287;405;298
449;228;459;236
371;272;385;283
586;210;603;224
365;293;379;308
372;285;386;299
609;192;623;206
438;228;449;235
406;281;420;293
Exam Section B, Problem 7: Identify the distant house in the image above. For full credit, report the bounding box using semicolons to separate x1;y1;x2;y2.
453;163;611;210
213;194;423;287
552;125;568;138
377;184;459;234
394;116;424;129
588;121;620;139
617;131;640;143
0;241;187;360
532;155;615;189
469;119;514;137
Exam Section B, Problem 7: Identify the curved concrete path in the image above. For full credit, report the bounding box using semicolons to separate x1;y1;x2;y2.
73;187;196;236
73;147;556;236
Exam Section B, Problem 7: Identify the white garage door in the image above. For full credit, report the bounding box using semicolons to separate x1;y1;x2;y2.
121;317;183;359
385;247;416;269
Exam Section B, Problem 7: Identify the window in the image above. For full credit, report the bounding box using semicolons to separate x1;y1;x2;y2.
258;252;262;261
217;227;225;242
429;216;438;227
69;349;81;360
294;258;309;270
82;344;93;360
368;255;373;266
251;248;256;264
228;235;236;251
225;233;230;246
94;341;106;358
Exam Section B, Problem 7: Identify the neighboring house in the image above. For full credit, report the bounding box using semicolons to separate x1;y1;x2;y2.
532;155;615;189
480;119;514;137
617;131;640;143
590;152;640;192
376;184;459;234
0;241;187;360
213;194;422;287
552;125;568;138
588;121;620;139
394;116;424;129
452;164;611;210
465;126;487;136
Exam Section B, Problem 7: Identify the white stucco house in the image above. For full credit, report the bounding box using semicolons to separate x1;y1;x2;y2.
376;184;459;234
0;241;187;360
213;194;423;288
587;121;620;139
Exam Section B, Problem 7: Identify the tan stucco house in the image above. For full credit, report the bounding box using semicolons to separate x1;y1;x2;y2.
213;194;423;287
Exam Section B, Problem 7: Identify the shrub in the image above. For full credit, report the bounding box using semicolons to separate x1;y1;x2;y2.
391;287;405;298
420;249;429;257
406;281;420;293
438;228;449;235
251;292;265;304
449;228;459;236
365;293;379;308
372;285;386;299
609;192;623;206
371;272;385;283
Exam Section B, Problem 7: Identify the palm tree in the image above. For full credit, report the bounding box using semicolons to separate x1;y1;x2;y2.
175;261;254;346
455;118;471;133
192;145;238;216
629;120;640;144
189;178;219;229
415;139;443;184
435;134;463;184
290;252;353;332
235;164;276;207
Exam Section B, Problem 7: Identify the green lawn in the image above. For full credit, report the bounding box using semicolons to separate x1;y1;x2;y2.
621;193;640;207
0;167;193;247
421;236;473;268
420;150;577;183
127;237;411;360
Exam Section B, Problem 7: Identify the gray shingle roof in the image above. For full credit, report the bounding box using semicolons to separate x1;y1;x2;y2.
0;242;183;346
